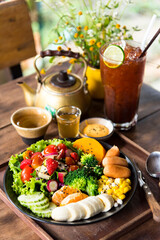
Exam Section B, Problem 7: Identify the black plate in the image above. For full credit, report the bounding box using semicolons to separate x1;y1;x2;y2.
3;141;138;225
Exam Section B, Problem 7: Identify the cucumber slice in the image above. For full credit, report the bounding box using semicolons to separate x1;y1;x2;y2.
18;192;45;203
30;202;49;211
31;202;57;218
21;197;49;207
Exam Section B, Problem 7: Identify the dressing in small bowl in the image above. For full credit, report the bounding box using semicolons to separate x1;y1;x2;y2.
80;117;114;141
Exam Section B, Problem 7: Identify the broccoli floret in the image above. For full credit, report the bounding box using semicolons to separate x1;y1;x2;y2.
64;164;101;195
64;168;88;191
66;177;87;192
86;176;99;196
81;153;98;167
93;166;103;178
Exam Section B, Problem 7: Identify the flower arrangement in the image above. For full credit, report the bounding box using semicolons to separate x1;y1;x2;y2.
40;0;140;69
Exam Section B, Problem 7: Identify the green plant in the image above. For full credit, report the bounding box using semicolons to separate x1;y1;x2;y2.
40;0;140;68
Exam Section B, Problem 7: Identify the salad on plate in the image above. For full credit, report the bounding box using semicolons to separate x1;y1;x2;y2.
8;137;133;222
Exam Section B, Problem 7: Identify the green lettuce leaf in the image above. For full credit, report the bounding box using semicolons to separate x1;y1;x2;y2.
21;178;48;196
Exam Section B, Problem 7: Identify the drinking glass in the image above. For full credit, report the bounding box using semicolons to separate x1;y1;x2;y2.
56;106;81;138
100;40;146;130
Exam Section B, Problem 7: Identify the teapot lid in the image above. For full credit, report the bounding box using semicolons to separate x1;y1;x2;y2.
43;70;82;94
51;70;76;87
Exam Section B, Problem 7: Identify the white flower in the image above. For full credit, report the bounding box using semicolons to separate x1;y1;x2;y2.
96;0;101;7
124;0;133;3
87;29;94;37
113;11;118;18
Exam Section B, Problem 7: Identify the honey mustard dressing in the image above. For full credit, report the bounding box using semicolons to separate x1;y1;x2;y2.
83;123;109;138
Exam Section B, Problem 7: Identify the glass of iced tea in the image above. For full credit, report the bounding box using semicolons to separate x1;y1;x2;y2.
56;106;81;138
100;40;146;130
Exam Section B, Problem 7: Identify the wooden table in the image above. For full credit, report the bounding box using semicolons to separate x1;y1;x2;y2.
0;65;160;240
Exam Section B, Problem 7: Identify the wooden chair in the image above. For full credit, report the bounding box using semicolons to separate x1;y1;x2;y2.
0;0;36;79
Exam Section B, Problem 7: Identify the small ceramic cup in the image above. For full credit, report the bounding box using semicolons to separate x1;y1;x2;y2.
11;107;52;145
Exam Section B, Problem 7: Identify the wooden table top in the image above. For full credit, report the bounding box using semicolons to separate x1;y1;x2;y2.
0;65;160;240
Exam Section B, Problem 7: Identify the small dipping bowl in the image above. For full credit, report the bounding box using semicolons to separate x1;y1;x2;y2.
11;107;52;145
79;117;114;141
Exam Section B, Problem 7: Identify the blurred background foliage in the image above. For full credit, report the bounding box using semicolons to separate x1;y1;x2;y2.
1;0;160;89
26;0;160;48
24;0;160;89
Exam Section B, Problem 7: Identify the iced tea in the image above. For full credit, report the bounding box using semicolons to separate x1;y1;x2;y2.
100;40;146;130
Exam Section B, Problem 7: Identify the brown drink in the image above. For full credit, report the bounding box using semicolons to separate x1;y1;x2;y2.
100;40;146;130
56;106;81;138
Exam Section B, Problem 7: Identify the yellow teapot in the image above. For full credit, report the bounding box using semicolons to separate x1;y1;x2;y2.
18;50;91;116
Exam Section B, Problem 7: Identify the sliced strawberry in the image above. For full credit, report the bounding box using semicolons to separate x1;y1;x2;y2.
20;159;32;170
46;158;58;175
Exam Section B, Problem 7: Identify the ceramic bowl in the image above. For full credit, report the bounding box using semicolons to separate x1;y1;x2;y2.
79;117;114;141
11;107;52;145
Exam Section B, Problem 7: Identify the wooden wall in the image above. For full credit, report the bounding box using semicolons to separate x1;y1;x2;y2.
0;0;36;69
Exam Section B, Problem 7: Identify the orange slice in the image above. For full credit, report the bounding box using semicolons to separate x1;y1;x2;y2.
52;186;80;206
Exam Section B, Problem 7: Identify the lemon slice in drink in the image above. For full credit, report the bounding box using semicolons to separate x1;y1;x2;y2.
103;44;125;68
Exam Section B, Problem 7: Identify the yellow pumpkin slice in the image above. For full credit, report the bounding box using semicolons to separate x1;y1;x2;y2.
73;137;106;164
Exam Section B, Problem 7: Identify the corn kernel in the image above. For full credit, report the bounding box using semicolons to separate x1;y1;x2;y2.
125;178;131;185
119;194;125;200
102;175;108;180
112;194;118;201
120;183;128;189
98;188;102;193
106;180;110;185
118;179;124;185
107;189;113;195
114;190;122;197
123;186;130;193
113;186;119;191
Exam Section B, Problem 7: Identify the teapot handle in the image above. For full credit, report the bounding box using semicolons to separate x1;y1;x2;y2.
34;50;87;85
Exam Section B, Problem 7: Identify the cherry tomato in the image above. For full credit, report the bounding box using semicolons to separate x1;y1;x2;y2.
65;157;75;166
57;143;67;151
68;165;79;172
21;165;34;183
23;150;34;159
20;159;32;170
31;152;42;159
56;149;65;160
31;153;44;169
70;152;79;162
44;145;58;155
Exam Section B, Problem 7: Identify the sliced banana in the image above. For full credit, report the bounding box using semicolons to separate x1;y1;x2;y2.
51;206;71;221
78;197;98;219
67;203;86;221
51;194;114;222
87;196;104;213
97;194;114;212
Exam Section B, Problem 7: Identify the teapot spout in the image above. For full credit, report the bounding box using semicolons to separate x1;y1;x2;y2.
17;81;36;106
